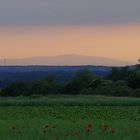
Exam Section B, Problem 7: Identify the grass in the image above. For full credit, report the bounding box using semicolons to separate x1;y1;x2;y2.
0;118;140;140
0;95;140;139
0;95;140;106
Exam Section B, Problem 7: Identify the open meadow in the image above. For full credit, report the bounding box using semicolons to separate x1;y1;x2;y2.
0;95;140;140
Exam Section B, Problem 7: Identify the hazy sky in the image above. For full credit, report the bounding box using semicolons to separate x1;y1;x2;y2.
0;0;140;25
0;0;140;63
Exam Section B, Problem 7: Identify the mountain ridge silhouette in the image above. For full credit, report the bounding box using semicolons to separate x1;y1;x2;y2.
0;54;134;66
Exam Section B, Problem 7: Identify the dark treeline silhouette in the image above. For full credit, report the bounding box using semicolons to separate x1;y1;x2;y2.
0;66;111;88
0;64;140;97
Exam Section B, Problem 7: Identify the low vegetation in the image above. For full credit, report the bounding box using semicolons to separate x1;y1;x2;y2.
0;95;140;106
0;95;140;140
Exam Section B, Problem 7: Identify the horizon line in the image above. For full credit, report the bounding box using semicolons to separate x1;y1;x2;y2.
0;54;136;63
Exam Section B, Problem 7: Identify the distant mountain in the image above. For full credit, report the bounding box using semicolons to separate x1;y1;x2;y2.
0;55;134;66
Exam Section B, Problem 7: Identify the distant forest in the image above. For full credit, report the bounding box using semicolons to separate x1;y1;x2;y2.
0;66;111;88
0;63;140;97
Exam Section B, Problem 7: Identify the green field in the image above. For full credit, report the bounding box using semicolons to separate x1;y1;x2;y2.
0;95;140;140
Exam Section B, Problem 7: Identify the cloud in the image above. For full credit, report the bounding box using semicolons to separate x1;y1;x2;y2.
0;0;140;25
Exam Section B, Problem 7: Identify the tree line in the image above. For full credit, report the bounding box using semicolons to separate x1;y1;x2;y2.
0;63;140;97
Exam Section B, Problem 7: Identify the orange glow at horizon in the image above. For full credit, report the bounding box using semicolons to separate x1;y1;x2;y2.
0;24;140;63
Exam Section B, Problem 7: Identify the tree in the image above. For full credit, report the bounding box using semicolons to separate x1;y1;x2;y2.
137;59;140;69
128;71;140;89
133;88;140;97
107;66;130;81
138;59;140;64
94;80;115;96
94;80;133;97
62;69;98;94
44;74;56;84
1;82;30;97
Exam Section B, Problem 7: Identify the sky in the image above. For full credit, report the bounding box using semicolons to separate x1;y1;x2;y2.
0;0;140;63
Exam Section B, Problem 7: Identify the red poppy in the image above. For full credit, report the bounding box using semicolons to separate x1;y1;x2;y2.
87;124;93;129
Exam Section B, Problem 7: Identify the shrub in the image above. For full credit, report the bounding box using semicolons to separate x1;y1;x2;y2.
113;85;133;97
128;71;140;89
133;89;140;97
1;82;30;97
94;80;133;97
94;80;115;96
80;88;94;95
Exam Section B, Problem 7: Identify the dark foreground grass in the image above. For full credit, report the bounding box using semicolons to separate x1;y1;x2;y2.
0;95;140;139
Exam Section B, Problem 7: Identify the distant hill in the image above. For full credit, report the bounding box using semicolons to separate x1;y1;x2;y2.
0;55;134;66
